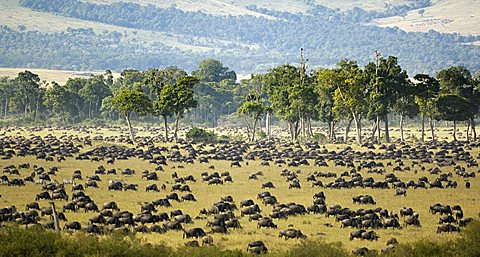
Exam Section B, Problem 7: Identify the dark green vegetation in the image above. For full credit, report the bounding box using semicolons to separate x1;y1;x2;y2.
0;0;478;74
1;57;479;144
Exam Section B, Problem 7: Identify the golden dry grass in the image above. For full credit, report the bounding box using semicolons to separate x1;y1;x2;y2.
0;126;479;253
0;68;119;85
373;0;480;36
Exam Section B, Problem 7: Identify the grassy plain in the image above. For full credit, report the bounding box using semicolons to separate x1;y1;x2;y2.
0;126;479;253
373;0;480;36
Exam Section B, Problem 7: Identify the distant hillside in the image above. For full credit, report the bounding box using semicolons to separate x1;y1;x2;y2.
0;0;478;75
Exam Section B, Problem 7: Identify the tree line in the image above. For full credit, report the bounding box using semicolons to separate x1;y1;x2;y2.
1;57;478;144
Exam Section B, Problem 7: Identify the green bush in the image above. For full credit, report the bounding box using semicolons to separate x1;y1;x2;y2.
185;127;216;143
256;130;267;140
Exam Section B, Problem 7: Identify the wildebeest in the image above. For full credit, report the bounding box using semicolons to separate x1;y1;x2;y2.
35;192;52;201
279;228;307;240
247;241;268;254
257;218;277;229
437;224;460;233
183;228;207;239
64;221;81;230
146;184;159;192
202;235;214;245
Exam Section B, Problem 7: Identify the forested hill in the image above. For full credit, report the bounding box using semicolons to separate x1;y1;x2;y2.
0;0;479;75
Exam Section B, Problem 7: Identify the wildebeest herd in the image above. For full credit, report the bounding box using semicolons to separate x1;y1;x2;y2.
0;126;479;254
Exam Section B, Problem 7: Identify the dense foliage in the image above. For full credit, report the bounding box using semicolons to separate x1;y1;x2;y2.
0;0;477;74
1;57;479;144
185;127;217;143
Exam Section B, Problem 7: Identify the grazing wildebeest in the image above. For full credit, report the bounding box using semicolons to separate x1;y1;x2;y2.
257;218;277;229
183;228;207;239
64;221;81;231
35;192;52;201
247;241;268;254
145;184;159;192
279;228;307;240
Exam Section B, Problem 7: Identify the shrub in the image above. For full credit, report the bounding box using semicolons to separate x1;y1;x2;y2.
185;127;216;143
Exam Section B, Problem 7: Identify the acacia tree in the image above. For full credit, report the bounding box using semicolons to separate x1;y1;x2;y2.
392;82;419;142
112;87;152;144
437;66;479;141
264;64;302;141
159;76;199;142
0;77;15;118
145;66;187;141
237;99;265;142
414;74;439;142
435;94;472;141
333;60;368;145
238;74;268;141
44;82;77;123
15;70;41;118
316;68;342;141
365;56;408;143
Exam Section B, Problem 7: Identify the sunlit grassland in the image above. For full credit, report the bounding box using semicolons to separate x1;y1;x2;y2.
0;126;479;253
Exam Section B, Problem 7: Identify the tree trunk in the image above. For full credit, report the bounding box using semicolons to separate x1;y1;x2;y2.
307;118;313;137
421;114;425;143
376;115;381;143
331;120;336;141
353;114;362;145
466;120;471;141
471;117;477;141
252;115;258;142
24;95;28;118
327;120;332;140
125;113;135;144
288;122;294;141
4;98;8;117
265;111;271;138
400;115;404;142
384;113;390;143
453;120;457;141
370;120;377;142
345;118;353;143
89;100;92;119
429;117;435;141
34;95;39;123
174;113;181;142
163;115;169;142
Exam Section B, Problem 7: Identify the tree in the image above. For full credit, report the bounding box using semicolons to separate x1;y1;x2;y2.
333;60;368;145
392;82;419;142
365;56;409;143
316;68;341;141
435;94;472;141
437;66;478;141
14;70;41;118
237;97;265;142
44;82;77;123
264;64;302;141
0;77;15;118
145;66;187;141
112;87;152;144
159;76;199;142
192;59;236;83
414;74;439;142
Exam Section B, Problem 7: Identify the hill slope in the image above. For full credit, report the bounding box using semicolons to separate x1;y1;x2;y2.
0;0;478;75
